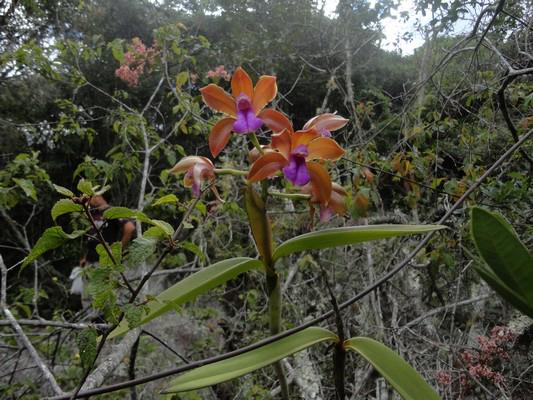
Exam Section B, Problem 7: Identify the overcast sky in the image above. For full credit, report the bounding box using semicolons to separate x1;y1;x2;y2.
323;0;428;55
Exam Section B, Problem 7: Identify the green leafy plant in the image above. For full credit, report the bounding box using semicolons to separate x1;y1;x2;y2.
470;207;533;317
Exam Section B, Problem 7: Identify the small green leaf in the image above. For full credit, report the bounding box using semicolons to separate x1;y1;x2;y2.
125;237;157;268
23;227;85;267
103;207;150;223
153;194;179;206
96;242;122;269
175;71;189;89
163;327;338;393
77;179;94;195
77;328;97;370
273;225;446;261
108;257;263;339
150;219;174;237
180;241;205;262
143;226;168;239
123;304;144;329
53;184;74;197
345;337;440;400
51;199;83;221
13;178;37;201
471;207;533;310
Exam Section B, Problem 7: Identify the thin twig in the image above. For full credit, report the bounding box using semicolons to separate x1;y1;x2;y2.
1;255;64;396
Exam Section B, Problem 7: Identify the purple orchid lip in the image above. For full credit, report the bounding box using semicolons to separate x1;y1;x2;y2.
283;144;310;186
233;93;263;134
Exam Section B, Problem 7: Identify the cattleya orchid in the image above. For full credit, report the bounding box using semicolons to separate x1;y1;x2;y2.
170;156;215;197
200;67;286;157
248;128;344;187
304;182;347;221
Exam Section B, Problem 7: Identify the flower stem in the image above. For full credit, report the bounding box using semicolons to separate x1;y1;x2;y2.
213;168;248;176
267;272;290;399
249;132;264;155
268;191;311;200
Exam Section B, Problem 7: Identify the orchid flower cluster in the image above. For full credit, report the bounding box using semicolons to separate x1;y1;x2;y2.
171;67;348;221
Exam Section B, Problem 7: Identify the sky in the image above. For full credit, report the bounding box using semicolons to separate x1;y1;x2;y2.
323;0;428;55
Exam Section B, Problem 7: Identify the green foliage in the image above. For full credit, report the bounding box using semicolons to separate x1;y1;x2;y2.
51;199;83;221
470;207;533;317
76;328;97;370
272;225;446;261
108;258;264;339
22;226;85;268
344;337;440;400
163;327;338;393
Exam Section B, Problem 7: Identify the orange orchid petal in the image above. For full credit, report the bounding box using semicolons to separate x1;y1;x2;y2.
209;117;235;157
248;146;274;163
258;109;293;133
329;183;347;214
307;162;332;205
200;84;236;117
248;152;288;183
291;129;320;150
307;137;345;161
303;113;349;132
170;156;214;175
252;75;277;113
231;67;254;99
271;129;291;160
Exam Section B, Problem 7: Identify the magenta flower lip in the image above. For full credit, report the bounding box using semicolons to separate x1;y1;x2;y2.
233;93;263;134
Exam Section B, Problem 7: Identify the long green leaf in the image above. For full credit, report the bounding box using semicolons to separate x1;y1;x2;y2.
108;257;263;339
473;264;533;317
471;207;533;305
163;327;338;393
345;337;440;400
273;225;446;261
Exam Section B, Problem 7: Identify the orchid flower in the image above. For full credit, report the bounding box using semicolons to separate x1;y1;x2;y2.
248;128;344;188
200;67;286;157
259;110;349;137
170;156;215;197
303;182;347;222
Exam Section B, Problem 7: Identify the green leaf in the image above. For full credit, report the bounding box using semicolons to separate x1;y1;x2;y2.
153;194;179;206
77;179;94;195
23;227;85;267
123;304;144;329
473;263;533;317
245;186;274;268
471;207;533;308
273;225;446;261
103;207;150;223
180;241;205;262
13;178;37;201
150;219;174;237
108;257;263;339
175;71;189;89
125;237;157;268
163;327;338;393
143;226;168;239
53;184;74;197
96;242;122;269
76;328;97;370
51;199;83;221
345;337;440;400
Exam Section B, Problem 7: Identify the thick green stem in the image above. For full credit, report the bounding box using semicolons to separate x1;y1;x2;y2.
267;272;289;399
